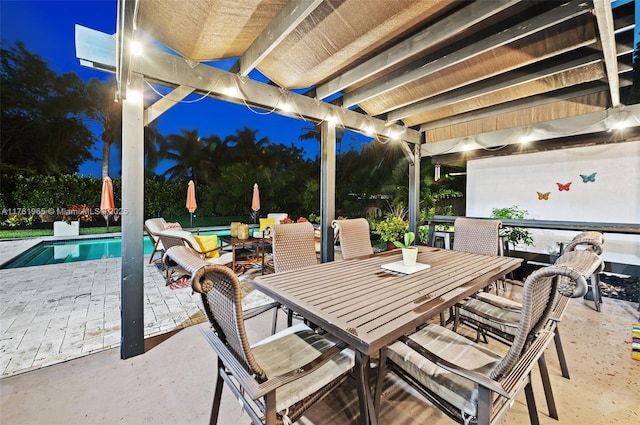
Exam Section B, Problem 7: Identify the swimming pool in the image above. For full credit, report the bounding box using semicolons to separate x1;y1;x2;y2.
1;230;232;269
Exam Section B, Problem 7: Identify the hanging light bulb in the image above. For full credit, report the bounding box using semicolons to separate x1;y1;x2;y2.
435;163;441;181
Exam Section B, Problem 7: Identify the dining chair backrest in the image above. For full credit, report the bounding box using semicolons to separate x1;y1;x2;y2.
564;231;604;255
452;217;502;256
332;218;374;260
271;222;317;273
193;264;267;380
490;253;591;378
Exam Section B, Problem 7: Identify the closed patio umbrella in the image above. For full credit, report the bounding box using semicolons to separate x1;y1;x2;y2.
100;176;115;232
186;180;197;227
251;183;260;224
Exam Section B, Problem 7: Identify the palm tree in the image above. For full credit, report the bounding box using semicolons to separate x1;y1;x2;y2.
86;78;121;178
162;129;215;184
223;127;270;166
298;123;346;156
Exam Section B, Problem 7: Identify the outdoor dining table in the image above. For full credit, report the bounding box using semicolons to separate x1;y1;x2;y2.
253;246;523;425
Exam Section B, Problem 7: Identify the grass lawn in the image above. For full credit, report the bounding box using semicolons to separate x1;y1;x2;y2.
0;216;246;239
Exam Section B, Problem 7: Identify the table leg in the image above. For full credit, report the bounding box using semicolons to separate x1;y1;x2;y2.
231;245;236;271
355;352;377;425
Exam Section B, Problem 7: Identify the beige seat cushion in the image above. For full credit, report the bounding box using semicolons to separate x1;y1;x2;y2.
458;297;520;336
387;324;502;418
252;323;354;413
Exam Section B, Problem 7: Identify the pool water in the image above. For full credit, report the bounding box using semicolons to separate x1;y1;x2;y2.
1;230;231;269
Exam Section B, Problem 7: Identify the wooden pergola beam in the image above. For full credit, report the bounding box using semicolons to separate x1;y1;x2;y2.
593;0;621;107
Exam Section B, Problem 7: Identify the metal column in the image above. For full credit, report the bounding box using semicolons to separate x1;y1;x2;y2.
320;120;336;263
120;72;145;359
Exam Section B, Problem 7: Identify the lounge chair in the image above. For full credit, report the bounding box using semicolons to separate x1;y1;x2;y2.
144;217;167;263
194;264;354;425
332;218;374;260
159;229;233;285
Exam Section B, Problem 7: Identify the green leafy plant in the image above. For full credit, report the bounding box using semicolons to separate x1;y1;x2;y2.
374;215;408;243
491;205;534;248
393;231;415;249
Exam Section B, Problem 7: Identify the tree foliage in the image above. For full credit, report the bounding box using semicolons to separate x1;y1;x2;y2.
1;42;96;176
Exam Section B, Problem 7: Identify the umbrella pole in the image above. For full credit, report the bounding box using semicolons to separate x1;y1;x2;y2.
106;215;109;233
190;213;193;228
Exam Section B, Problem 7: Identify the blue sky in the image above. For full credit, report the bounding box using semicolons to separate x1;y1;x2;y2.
1;0;371;177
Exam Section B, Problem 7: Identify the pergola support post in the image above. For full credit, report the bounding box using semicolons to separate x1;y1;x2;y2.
120;72;145;359
408;141;421;237
320;121;336;263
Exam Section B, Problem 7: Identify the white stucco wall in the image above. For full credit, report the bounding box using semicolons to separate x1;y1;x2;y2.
466;141;640;267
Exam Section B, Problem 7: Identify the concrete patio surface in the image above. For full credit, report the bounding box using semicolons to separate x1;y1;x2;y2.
1;238;639;424
1;294;639;424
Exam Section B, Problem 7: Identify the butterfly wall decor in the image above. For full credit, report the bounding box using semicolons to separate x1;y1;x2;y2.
537;191;550;200
556;182;572;191
580;172;597;183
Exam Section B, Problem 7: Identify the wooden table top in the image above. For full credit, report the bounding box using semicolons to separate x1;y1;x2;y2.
254;247;522;355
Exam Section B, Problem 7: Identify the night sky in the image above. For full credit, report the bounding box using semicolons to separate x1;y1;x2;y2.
1;0;373;177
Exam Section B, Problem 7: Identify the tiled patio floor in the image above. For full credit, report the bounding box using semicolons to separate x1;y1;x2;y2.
0;238;214;377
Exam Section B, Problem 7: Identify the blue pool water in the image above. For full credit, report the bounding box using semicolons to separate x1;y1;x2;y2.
1;230;231;269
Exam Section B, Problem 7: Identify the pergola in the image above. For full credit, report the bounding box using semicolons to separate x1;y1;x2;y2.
75;0;638;358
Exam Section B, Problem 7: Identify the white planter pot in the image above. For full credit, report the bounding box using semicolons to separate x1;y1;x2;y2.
401;247;418;266
53;221;79;237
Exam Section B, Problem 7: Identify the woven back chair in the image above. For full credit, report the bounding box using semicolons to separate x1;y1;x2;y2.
384;256;593;425
443;218;503;324
564;231;605;311
452;217;502;256
193;264;354;425
454;250;603;381
563;231;604;255
144;217;167;263
271;222;317;273
332;218;374;260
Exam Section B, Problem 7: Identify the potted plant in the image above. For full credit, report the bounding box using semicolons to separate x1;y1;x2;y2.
53;204;93;236
374;215;408;250
394;231;418;266
491;205;534;250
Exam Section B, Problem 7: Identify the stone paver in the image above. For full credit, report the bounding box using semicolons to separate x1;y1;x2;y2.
0;240;210;377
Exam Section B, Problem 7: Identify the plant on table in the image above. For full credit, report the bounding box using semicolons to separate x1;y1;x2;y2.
393;231;415;249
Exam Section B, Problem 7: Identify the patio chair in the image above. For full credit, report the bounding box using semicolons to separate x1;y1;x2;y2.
194;264;354;425
563;231;605;312
453;249;603;385
271;222;318;326
439;217;503;325
144;217;167;263
381;254;594;425
271;222;317;273
164;246;280;328
159;229;233;285
332;218;373;260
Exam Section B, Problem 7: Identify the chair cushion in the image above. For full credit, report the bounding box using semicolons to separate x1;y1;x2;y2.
193;235;220;258
387;324;501;418
252;323;354;414
163;222;182;230
145;218;167;235
459;298;520;336
205;252;234;265
260;217;275;231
